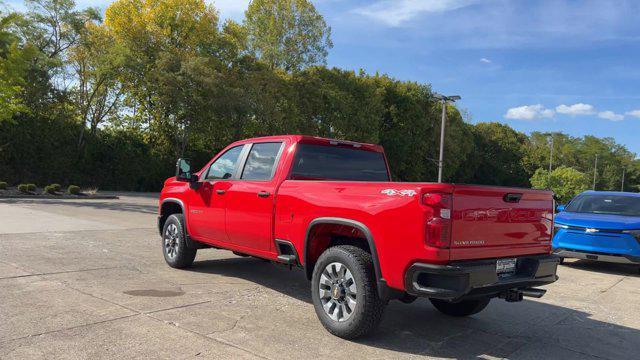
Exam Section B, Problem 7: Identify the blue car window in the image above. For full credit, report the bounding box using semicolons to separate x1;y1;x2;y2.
565;195;640;217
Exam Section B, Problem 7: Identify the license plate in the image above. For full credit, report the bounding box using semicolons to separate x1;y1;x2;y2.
496;258;517;274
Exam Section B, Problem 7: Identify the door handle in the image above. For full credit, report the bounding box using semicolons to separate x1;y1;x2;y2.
216;189;226;195
257;191;270;198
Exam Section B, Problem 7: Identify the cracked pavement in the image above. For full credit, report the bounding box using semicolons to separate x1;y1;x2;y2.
1;195;639;359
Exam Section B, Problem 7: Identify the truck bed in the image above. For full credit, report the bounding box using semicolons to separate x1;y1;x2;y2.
274;180;554;291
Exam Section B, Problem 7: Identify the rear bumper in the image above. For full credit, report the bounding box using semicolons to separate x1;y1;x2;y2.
404;254;559;301
554;248;640;264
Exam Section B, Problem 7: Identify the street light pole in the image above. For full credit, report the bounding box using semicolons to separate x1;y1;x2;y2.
434;93;461;183
621;168;626;192
437;99;447;183
593;154;598;190
548;135;554;185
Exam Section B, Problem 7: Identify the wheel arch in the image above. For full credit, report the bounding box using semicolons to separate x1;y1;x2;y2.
159;198;186;235
159;198;207;250
303;217;388;298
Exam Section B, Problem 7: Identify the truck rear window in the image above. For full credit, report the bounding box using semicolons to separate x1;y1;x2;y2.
290;143;389;181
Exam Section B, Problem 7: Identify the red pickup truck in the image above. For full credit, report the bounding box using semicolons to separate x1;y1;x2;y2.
158;135;559;338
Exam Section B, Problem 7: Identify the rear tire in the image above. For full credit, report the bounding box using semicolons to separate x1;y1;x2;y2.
162;214;196;269
430;298;490;317
311;245;386;339
559;257;565;265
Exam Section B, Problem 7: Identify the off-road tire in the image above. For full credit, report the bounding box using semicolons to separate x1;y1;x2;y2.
430;298;490;317
162;214;196;268
311;245;386;339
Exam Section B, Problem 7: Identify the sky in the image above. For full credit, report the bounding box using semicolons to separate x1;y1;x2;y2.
7;0;640;155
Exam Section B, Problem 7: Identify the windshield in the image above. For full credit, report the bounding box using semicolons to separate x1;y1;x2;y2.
565;194;640;217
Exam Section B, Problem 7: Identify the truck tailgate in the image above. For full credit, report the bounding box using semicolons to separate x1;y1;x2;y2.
450;185;554;261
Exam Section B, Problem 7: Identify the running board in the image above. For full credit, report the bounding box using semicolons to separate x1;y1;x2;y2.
277;254;298;265
275;239;300;266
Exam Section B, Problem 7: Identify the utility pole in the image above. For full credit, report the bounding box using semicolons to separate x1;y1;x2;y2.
548;135;554;183
593;154;598;190
433;93;461;183
621;168;626;192
438;99;446;183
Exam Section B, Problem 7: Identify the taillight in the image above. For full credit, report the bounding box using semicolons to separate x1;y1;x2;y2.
423;193;452;248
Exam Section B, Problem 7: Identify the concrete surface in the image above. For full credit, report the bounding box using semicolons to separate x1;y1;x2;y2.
1;195;639;359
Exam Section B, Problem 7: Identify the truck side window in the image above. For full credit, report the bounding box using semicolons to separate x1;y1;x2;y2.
206;145;244;180
241;142;283;181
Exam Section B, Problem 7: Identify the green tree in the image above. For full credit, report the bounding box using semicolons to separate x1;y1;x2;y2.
70;21;126;148
468;122;529;186
19;0;99;59
105;0;229;156
0;12;31;122
530;166;590;203
244;0;332;72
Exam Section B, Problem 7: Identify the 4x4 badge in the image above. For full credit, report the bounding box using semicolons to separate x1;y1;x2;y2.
381;189;417;197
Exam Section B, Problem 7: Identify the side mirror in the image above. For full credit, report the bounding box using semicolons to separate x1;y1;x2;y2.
175;158;198;183
556;205;566;213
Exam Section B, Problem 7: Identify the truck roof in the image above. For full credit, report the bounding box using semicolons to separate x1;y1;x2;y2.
228;135;385;153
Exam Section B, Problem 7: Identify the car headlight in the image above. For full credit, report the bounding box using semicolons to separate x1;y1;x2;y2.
622;230;640;242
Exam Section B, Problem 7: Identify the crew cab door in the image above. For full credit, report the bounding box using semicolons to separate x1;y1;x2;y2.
187;145;246;244
224;142;285;252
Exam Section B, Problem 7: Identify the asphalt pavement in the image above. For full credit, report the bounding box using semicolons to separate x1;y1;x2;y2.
1;195;639;359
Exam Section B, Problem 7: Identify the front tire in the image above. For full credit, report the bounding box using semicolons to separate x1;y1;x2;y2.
162;214;196;268
311;245;386;339
430;298;490;317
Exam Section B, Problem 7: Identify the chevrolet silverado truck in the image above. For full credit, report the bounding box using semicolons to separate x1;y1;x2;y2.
158;135;559;339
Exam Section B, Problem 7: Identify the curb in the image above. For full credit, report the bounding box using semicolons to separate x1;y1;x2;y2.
0;195;119;200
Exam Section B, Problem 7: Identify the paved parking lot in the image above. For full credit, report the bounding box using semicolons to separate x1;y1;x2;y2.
1;195;639;359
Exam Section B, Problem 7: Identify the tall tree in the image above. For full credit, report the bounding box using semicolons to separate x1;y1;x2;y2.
0;12;30;122
16;0;99;96
469;122;530;186
105;0;227;156
244;0;332;72
70;22;125;147
531;166;590;203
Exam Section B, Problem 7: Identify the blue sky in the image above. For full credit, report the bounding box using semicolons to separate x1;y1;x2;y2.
7;0;640;155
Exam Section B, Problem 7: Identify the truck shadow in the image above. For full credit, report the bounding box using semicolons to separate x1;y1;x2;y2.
189;256;640;359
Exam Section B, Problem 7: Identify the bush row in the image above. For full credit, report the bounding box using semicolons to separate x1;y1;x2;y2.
11;183;81;195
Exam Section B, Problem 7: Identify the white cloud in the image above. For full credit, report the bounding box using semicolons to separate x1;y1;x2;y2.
555;103;596;116
626;110;640;118
504;104;554;120
598;111;624;121
353;0;477;27
480;58;492;63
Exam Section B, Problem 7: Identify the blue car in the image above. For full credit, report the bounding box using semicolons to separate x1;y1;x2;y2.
553;191;640;269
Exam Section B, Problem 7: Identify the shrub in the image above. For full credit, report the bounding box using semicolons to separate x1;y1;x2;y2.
18;184;29;193
44;184;61;194
0;181;7;190
67;185;81;195
26;183;36;192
